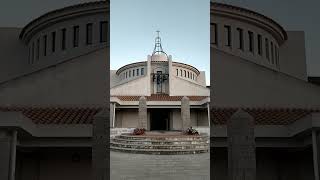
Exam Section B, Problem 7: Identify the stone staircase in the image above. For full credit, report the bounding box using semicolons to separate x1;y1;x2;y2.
110;132;209;155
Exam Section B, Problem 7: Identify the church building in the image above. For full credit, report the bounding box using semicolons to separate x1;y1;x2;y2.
110;33;210;133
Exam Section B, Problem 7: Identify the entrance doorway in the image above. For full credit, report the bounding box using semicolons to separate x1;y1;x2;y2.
150;109;170;131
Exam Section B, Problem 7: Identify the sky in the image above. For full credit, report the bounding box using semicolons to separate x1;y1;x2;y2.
0;0;319;82
110;0;210;85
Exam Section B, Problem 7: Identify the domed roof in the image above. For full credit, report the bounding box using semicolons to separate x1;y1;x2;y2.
151;53;168;62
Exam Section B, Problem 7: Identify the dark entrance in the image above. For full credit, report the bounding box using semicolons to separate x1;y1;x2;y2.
150;109;170;130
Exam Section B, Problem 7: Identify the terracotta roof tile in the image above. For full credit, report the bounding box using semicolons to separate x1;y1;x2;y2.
0;106;319;126
113;94;208;101
211;107;320;125
0;106;101;125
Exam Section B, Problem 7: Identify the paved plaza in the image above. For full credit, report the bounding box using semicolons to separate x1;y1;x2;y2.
110;151;210;180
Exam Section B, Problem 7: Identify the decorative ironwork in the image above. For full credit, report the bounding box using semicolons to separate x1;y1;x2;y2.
151;31;168;58
152;72;169;84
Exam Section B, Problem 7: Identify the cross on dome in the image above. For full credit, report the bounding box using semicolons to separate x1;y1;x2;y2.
152;31;167;56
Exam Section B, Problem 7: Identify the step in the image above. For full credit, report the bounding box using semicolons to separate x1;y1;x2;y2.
117;134;209;141
111;138;209;145
110;146;209;155
110;142;209;150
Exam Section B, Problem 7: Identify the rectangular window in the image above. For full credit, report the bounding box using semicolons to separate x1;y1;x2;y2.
141;68;144;75
224;25;231;47
257;34;262;55
129;70;131;77
125;72;127;78
32;43;34;63
133;69;135;77
265;38;269;60
43;35;47;56
180;69;182;76
276;46;280;66
248;31;254;53
136;68;139;76
237;28;243;50
86;23;93;45
100;21;108;43
61;28;66;50
73;26;79;47
211;23;218;45
28;46;31;64
176;69;178;76
184;70;186;77
36;38;40;60
187;71;189;78
51;32;56;52
271;41;274;64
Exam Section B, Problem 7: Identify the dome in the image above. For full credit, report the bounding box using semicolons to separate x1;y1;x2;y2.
151;53;168;61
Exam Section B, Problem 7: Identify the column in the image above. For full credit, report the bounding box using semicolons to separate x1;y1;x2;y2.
92;107;109;180
312;129;320;180
138;96;148;129
113;103;116;128
207;102;210;127
181;96;191;131
110;103;114;128
228;109;256;180
0;130;17;180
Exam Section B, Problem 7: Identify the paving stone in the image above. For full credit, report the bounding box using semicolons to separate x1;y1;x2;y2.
110;151;210;180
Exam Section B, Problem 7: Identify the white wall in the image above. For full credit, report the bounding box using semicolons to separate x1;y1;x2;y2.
211;49;320;108
0;48;108;106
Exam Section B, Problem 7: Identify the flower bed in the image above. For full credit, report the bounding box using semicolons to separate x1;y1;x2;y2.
183;127;199;135
132;128;146;135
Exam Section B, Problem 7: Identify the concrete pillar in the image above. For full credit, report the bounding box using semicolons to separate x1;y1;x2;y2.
113;103;116;128
181;96;191;131
168;55;173;96
92;107;109;180
228;109;256;180
0;130;17;180
146;56;152;96
312;129;320;180
138;96;148;129
207;103;210;127
110;103;114;128
110;103;116;128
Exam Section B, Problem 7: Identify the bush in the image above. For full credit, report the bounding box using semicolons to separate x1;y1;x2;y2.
184;127;199;135
132;128;146;135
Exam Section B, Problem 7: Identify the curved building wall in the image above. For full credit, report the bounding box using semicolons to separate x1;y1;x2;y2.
0;1;109;106
210;3;318;108
212;16;281;72
26;13;108;66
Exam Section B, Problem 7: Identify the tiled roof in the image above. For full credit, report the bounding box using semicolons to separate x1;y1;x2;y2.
211;107;320;125
113;94;208;101
0;107;101;124
0;106;319;126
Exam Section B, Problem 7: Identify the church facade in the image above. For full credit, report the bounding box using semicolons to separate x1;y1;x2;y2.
110;34;210;133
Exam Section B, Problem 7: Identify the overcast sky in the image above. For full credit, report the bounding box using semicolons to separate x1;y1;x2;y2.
0;0;319;82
